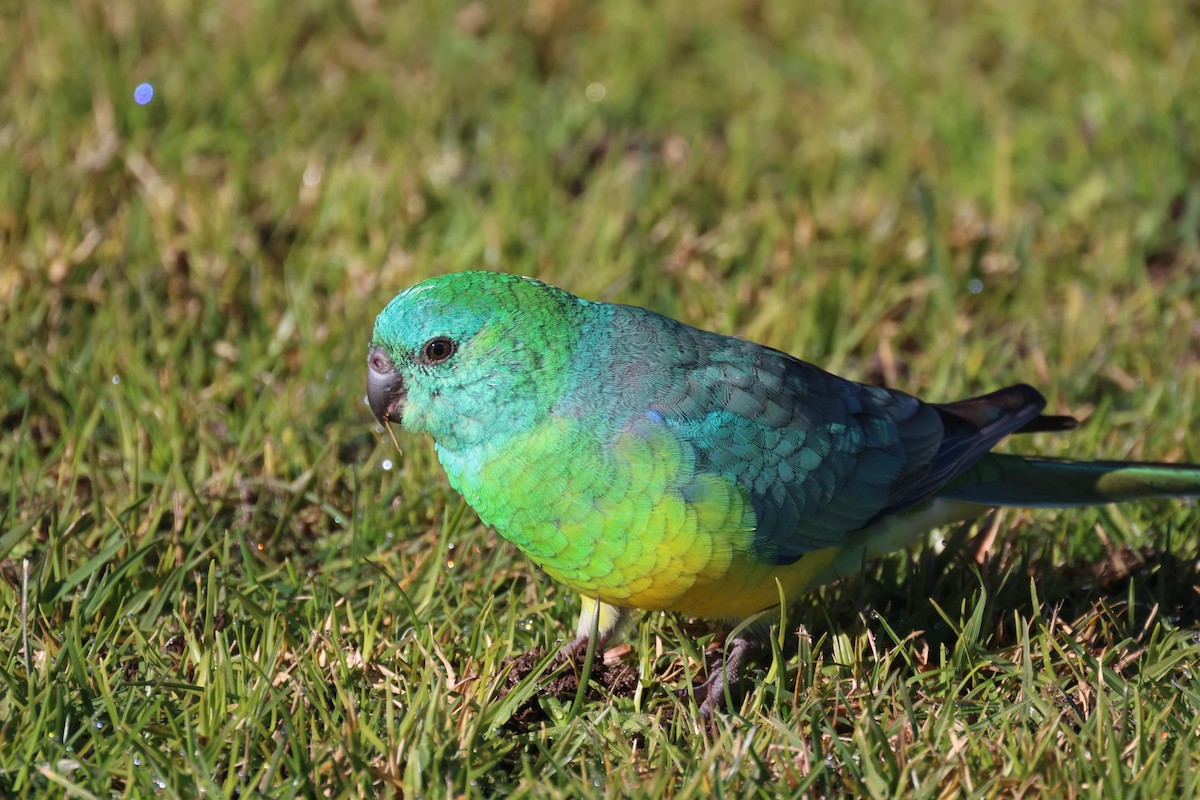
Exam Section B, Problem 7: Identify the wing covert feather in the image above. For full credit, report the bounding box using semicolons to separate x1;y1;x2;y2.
561;305;1046;565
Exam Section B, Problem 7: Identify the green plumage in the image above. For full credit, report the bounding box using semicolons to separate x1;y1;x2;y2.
945;454;1200;507
366;271;1200;678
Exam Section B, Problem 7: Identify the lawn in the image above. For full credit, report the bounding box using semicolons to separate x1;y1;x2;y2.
2;0;1199;796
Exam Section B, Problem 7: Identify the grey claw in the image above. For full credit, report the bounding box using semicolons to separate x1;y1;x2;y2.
681;632;765;716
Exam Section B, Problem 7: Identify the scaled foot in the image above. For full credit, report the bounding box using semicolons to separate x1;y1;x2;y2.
682;632;765;717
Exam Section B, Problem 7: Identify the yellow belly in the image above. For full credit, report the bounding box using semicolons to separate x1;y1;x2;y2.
616;547;839;618
555;497;982;621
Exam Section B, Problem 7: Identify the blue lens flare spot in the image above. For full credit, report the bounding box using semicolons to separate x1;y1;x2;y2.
134;83;155;105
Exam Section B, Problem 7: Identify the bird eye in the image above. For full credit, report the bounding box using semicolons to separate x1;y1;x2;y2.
420;337;456;365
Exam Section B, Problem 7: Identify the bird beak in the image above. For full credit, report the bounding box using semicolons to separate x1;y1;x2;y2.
367;346;406;426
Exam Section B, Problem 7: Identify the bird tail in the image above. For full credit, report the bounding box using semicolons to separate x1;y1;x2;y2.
939;453;1200;508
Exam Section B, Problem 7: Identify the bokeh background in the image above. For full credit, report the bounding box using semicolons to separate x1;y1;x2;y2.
3;0;1199;795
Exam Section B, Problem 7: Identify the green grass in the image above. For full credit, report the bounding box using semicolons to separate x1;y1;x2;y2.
3;0;1200;795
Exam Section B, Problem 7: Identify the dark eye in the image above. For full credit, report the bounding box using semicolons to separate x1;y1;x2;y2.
420;337;456;365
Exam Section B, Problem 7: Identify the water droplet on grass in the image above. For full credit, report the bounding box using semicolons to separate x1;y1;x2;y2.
134;83;154;105
968;278;983;294
111;375;121;385
381;459;393;470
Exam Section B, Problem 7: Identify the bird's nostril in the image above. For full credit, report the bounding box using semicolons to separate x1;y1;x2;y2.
369;350;392;373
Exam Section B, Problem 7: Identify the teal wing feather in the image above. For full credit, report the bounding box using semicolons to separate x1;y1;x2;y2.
565;306;1059;564
655;328;950;562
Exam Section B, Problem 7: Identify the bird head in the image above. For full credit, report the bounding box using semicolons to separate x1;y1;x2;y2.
367;271;585;449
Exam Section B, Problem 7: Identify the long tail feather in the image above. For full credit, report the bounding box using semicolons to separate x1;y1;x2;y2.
939;453;1200;508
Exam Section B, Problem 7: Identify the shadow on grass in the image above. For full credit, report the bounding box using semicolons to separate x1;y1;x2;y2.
819;515;1200;659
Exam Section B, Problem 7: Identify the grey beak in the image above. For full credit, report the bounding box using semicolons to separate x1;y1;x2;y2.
367;346;406;425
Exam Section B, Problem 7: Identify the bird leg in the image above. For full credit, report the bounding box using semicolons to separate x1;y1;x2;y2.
560;597;628;662
686;628;766;717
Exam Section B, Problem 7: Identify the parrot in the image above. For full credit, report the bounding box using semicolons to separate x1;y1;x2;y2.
366;270;1200;715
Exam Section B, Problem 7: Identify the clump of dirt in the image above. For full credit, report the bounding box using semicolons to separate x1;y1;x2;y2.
498;647;641;731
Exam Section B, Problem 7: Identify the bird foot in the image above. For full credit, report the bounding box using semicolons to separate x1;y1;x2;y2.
677;668;733;718
678;633;764;717
558;634;592;664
